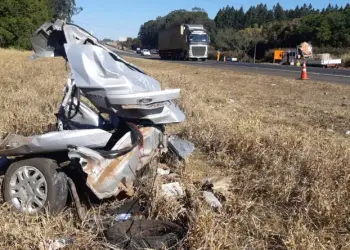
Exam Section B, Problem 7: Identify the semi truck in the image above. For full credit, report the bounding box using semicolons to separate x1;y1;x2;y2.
158;24;209;61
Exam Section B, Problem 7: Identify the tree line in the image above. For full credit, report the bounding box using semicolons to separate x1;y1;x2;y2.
0;0;82;49
138;3;350;59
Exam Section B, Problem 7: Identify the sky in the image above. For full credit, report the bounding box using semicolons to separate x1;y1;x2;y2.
73;0;348;40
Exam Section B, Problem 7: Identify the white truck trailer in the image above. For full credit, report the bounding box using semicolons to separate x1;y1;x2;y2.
158;24;209;61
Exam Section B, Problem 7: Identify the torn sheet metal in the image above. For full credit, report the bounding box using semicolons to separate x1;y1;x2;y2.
168;135;195;160
31;19;146;76
38;238;73;250
203;191;223;210
31;19;159;94
68;127;163;199
64;43;162;95
161;182;184;197
114;213;132;222
0;129;112;156
157;168;171;176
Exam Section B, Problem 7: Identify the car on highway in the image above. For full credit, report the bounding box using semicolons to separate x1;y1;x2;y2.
151;49;159;54
220;56;238;62
141;49;151;56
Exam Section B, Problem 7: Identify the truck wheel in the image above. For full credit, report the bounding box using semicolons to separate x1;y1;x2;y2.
2;158;68;215
183;52;188;61
201;58;206;62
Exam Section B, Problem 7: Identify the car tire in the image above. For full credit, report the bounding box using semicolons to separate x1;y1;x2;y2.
2;158;68;215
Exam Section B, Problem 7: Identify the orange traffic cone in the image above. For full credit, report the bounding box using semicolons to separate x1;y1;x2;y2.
300;61;309;80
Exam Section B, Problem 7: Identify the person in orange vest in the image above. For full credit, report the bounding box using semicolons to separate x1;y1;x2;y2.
216;50;221;61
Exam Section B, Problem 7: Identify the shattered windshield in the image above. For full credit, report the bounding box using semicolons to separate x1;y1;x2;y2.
189;34;208;43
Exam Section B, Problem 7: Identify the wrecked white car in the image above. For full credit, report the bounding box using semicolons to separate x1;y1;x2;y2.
0;19;194;215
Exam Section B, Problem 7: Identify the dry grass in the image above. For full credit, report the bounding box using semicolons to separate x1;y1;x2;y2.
125;57;350;249
0;49;66;137
1;48;350;249
342;53;350;68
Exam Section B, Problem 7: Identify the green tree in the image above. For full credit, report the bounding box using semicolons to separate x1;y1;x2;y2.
50;0;82;22
138;20;158;48
120;37;141;50
266;10;275;22
102;38;113;43
0;0;53;49
215;27;264;57
273;3;287;21
235;7;245;29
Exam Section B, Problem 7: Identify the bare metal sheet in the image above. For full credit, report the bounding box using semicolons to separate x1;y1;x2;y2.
168;135;195;160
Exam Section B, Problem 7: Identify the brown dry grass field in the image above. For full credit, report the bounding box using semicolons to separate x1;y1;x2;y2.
1;48;350;249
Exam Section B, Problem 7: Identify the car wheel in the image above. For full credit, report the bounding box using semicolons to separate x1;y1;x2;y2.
2;158;68;215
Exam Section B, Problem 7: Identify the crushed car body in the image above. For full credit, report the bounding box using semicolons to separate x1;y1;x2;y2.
0;19;194;214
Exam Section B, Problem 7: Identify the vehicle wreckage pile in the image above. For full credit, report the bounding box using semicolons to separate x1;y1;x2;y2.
32;160;230;249
79;160;229;250
0;20;231;249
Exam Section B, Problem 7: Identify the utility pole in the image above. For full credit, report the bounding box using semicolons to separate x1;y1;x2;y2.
254;43;257;64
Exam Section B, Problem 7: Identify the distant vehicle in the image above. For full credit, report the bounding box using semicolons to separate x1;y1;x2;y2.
151;49;159;54
222;56;238;62
141;49;151;56
158;24;209;61
136;48;141;54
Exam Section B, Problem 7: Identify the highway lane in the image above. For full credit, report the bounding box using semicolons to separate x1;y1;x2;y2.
115;50;350;85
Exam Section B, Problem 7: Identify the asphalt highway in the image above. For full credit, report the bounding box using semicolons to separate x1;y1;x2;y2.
115;50;350;85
